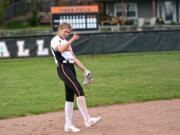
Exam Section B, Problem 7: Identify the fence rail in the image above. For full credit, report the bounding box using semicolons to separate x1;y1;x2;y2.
2;25;180;37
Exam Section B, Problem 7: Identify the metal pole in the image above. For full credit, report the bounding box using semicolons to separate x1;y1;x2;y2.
176;0;179;22
122;0;125;19
152;0;156;17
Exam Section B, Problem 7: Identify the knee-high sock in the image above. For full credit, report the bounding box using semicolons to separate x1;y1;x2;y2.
77;96;90;122
65;101;74;127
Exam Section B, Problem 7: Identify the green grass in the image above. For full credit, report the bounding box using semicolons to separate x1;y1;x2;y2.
0;51;180;119
4;20;28;29
3;20;50;29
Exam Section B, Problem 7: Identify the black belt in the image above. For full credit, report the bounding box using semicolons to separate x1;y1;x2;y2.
62;60;74;64
57;60;74;66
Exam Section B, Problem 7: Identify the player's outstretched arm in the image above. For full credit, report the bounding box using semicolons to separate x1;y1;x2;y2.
73;56;87;72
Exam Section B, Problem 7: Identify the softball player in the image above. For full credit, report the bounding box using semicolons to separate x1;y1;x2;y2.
50;22;101;133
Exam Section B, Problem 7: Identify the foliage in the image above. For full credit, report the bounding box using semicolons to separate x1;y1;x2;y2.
0;0;11;24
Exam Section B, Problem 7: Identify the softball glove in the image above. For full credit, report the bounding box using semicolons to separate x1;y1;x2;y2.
83;69;93;85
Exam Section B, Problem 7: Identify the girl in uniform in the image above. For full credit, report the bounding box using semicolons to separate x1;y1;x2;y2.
50;22;101;132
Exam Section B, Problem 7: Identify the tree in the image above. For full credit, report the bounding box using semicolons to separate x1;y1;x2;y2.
29;0;39;26
0;0;11;24
30;0;50;26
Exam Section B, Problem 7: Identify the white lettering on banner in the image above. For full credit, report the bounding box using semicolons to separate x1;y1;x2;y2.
17;41;30;57
36;40;49;56
0;41;10;58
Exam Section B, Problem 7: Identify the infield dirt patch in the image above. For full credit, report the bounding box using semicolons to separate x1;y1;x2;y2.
0;99;180;135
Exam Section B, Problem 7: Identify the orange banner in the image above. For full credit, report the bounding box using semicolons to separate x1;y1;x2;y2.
51;5;99;14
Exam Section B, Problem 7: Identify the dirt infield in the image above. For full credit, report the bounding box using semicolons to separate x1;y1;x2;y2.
0;99;180;135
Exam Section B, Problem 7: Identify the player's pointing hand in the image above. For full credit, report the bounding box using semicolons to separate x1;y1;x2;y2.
72;33;80;41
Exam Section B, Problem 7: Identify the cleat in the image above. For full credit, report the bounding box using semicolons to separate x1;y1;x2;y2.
64;125;80;133
84;116;101;127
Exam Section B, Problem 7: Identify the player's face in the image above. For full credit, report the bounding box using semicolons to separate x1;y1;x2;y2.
59;28;71;39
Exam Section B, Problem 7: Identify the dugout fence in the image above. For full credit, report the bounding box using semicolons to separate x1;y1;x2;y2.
0;30;180;58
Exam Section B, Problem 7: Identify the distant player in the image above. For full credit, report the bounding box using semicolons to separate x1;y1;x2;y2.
50;22;101;133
